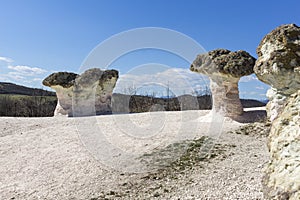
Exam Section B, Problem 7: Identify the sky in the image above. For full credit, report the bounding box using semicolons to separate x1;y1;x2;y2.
0;0;299;100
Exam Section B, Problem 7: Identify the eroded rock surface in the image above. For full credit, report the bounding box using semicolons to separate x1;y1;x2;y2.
262;91;300;199
43;72;78;116
254;23;300;121
43;68;119;116
190;49;256;118
254;24;300;200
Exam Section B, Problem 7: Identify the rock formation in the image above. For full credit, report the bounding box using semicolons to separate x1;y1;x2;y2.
190;49;256;117
263;91;300;199
254;23;300;121
254;24;300;199
43;68;119;117
43;72;78;116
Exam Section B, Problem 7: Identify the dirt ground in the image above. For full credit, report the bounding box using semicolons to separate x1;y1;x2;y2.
0;108;269;199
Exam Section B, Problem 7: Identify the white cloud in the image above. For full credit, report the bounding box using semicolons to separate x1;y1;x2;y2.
240;74;258;82
33;78;42;81
255;86;265;90
9;73;25;81
114;67;210;96
0;56;13;63
240;91;259;95
8;65;47;76
0;73;24;83
0;55;47;88
5;65;47;87
0;75;11;82
114;66;268;100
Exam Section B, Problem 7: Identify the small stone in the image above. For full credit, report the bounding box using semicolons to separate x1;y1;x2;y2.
153;192;160;197
163;188;170;193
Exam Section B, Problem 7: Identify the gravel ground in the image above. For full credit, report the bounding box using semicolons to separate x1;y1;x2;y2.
0;109;269;199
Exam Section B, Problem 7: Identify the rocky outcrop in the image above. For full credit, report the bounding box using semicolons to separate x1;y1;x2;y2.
43;72;78;116
262;91;300;199
43;68;119;116
190;49;256;118
254;23;300;121
254;24;300;199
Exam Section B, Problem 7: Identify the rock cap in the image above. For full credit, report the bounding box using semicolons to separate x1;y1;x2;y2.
43;72;78;88
191;49;256;78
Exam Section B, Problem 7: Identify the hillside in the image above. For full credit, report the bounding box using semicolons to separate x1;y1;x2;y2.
0;82;55;96
0;83;266;117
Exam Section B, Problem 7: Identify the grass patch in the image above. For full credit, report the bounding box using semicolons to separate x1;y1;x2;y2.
229;122;271;137
0;94;56;100
92;137;235;199
140;136;231;172
0;94;57;117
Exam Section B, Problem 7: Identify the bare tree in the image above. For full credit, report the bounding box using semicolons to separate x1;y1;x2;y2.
122;84;137;95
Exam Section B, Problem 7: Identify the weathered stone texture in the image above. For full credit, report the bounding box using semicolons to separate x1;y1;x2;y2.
263;91;300;200
254;24;300;200
254;24;300;122
190;49;256;117
43;68;119;116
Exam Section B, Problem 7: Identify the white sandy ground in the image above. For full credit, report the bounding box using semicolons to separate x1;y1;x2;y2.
0;108;269;199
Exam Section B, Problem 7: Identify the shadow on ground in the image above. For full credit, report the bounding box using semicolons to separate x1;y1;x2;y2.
232;110;267;123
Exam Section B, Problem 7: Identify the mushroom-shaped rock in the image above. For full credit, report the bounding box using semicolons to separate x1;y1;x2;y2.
43;72;78;116
43;68;119;116
73;68;119;116
254;23;300;121
262;91;300;199
190;49;256;117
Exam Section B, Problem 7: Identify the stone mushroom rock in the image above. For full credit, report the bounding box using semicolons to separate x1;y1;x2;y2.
254;23;300;121
43;68;119;116
190;49;256;118
73;68;119;116
262;91;300;199
43;72;78;116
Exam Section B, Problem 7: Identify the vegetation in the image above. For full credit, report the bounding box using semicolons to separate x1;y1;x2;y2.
98;137;236;199
0;82;57;117
140;136;229;171
0;94;57;117
112;93;265;113
0;82;55;96
0;82;266;117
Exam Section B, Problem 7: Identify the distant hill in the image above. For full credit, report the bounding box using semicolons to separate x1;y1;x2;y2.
0;82;55;96
0;82;266;117
240;99;266;108
260;99;269;104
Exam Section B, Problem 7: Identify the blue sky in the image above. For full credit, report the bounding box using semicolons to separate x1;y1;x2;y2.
0;0;299;99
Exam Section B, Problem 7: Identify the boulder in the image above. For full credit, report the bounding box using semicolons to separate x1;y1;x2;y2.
262;91;300;199
254;23;300;199
254;23;300;121
43;68;119;116
190;49;256;118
